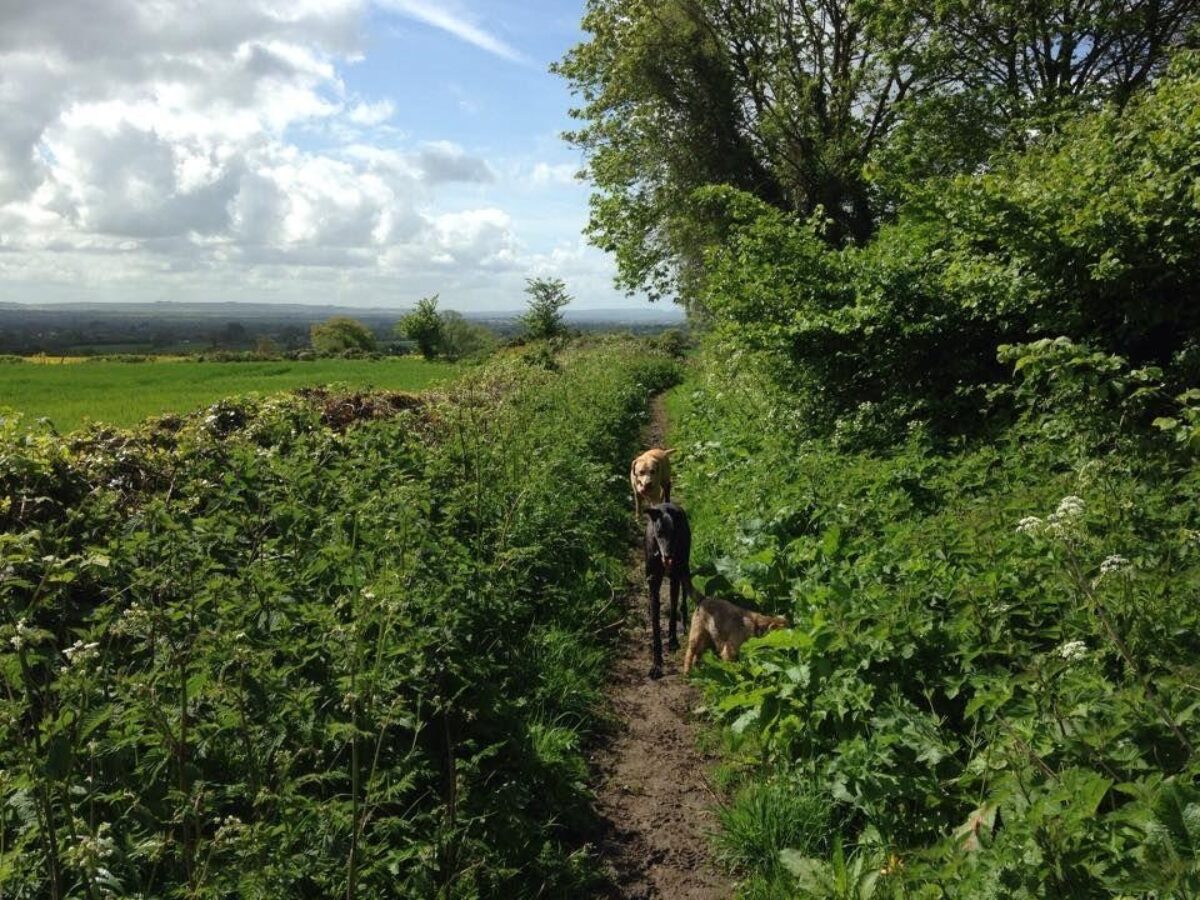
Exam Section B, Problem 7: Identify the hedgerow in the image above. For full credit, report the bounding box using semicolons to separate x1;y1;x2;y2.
0;338;679;898
669;340;1200;896
696;51;1200;438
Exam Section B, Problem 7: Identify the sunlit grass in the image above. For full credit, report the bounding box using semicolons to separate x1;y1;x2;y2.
0;357;460;430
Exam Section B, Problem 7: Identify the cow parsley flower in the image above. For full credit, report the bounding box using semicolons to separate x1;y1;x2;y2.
1093;554;1133;587
1056;640;1089;662
1016;516;1044;535
64;822;114;870
1042;495;1087;539
9;619;29;651
63;640;99;667
1099;554;1130;575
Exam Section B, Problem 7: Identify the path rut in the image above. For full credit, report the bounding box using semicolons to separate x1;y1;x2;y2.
590;395;732;899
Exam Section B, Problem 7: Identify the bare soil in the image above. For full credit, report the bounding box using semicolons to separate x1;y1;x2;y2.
589;395;733;899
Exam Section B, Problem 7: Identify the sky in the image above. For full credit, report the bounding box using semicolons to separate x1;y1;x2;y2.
0;0;650;311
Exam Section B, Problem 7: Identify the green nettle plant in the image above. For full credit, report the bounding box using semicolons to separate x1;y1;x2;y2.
0;339;679;898
668;340;1200;897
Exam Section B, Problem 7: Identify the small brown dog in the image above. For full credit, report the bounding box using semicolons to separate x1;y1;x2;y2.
683;595;789;673
630;447;674;518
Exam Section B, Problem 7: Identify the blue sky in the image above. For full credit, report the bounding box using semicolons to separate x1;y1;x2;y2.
0;0;657;311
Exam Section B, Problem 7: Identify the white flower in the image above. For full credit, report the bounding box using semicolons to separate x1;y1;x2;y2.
1056;640;1089;662
1099;554;1130;575
1039;495;1088;539
1093;554;1133;587
1055;495;1086;519
9;618;30;651
63;640;100;667
64;822;114;870
1016;516;1044;535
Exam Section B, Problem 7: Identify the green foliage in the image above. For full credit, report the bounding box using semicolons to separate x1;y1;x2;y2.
310;316;377;355
713;776;833;883
668;343;1200;896
556;0;1194;302
437;312;497;362
700;53;1200;436
398;296;444;361
0;340;680;897
520;278;572;341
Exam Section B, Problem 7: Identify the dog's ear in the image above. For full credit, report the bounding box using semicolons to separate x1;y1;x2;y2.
645;506;662;520
662;448;676;456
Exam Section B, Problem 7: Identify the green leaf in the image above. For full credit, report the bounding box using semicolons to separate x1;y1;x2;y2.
731;708;760;735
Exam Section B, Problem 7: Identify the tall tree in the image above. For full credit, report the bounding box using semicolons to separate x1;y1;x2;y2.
556;0;1195;305
397;296;444;360
521;278;573;340
933;0;1199;120
555;0;937;302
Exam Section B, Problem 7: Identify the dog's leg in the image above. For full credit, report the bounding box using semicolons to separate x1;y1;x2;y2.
683;611;710;674
719;642;738;662
647;572;664;679
679;569;689;635
667;576;681;652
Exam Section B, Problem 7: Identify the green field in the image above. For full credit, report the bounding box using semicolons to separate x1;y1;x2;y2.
0;358;459;430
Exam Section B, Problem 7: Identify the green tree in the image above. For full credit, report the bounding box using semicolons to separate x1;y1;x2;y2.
438;312;496;361
932;0;1197;119
309;316;376;354
554;0;937;302
397;296;444;360
520;278;572;341
555;0;1193;305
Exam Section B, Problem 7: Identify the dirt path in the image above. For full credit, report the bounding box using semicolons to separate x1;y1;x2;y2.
589;396;732;899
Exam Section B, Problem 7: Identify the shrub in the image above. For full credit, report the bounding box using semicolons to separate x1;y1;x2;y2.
698;51;1200;437
671;347;1200;895
310;316;377;354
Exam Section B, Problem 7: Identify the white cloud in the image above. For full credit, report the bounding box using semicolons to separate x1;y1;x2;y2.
416;141;494;184
376;0;528;65
527;162;580;187
347;98;395;126
0;0;642;310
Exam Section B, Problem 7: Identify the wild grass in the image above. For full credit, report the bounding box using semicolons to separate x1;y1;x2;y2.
0;357;459;430
713;777;832;880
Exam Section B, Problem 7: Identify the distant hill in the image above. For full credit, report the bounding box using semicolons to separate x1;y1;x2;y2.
0;300;685;355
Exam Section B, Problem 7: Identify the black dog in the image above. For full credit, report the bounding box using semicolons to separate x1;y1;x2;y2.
644;502;692;679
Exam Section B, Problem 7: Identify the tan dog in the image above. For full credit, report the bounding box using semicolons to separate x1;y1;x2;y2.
630;447;674;517
683;596;789;673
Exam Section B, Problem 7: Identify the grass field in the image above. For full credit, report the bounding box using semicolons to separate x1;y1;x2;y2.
0;357;459;430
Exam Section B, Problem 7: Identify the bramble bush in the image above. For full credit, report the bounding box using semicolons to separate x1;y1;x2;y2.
0;338;679;898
